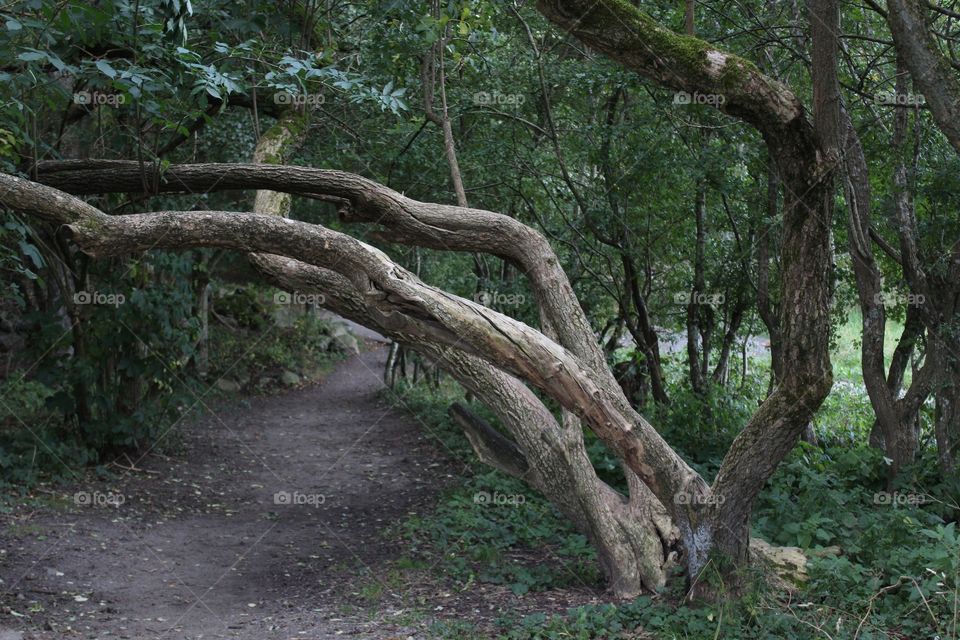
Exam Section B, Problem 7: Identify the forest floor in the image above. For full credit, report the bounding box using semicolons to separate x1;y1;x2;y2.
0;331;605;639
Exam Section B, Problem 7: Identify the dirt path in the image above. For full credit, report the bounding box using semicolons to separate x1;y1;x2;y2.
0;341;462;639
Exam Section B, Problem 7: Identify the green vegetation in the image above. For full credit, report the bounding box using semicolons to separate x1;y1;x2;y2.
0;0;958;637
0;281;348;486
391;381;602;595
394;332;958;638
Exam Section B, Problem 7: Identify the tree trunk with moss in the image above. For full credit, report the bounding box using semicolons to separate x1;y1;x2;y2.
534;0;835;592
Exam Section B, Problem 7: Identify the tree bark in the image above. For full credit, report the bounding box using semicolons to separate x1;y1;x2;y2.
621;254;669;404
686;182;708;394
536;0;834;591
935;368;959;474
886;0;960;154
836;102;918;474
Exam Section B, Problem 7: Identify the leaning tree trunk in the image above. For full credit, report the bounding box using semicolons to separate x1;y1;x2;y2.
442;354;677;595
886;0;960;155
535;0;834;593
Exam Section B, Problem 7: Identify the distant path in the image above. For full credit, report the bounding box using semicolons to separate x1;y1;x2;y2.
0;344;458;639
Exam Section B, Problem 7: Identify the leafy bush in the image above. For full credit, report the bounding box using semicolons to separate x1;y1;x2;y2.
0;377;93;486
1;274;348;484
504;435;958;639
648;380;760;477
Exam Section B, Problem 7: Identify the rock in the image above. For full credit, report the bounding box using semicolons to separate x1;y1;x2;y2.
751;537;808;589
215;378;241;393
280;371;301;386
332;332;360;354
330;323;351;338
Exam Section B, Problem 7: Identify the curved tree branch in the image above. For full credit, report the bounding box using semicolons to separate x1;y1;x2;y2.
0;171;704;528
33;159;611;377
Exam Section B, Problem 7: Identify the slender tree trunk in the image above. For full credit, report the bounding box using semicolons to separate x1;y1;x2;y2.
868;307;922;449
757;164;783;384
686;182;707;394
711;295;746;385
935;362;959;474
622;255;669;404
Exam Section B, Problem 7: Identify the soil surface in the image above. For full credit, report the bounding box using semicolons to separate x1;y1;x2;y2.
0;334;605;639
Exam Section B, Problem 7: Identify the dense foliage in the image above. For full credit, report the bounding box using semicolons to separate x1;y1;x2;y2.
0;0;958;638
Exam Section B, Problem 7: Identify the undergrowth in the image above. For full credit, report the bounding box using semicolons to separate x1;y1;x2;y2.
387;380;602;595
393;374;959;639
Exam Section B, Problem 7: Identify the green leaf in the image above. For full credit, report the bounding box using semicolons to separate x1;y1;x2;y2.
17;51;46;62
47;54;67;72
96;60;117;78
17;241;44;269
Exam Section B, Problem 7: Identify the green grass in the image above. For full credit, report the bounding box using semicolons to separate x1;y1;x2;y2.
832;306;908;384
